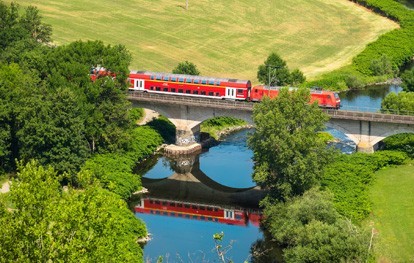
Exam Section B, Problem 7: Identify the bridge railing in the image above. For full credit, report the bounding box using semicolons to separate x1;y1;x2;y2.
128;91;414;124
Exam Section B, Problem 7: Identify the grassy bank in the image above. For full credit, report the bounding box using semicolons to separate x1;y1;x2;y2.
13;0;397;82
369;159;414;262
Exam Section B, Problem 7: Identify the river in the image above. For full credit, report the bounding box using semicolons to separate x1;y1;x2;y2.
133;85;402;262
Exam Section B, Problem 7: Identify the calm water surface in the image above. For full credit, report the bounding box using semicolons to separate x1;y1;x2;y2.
136;129;262;263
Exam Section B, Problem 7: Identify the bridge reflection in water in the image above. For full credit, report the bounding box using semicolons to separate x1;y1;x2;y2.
135;153;266;226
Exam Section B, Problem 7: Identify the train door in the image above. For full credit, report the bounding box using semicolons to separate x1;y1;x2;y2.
134;79;145;91
225;87;237;99
224;209;235;220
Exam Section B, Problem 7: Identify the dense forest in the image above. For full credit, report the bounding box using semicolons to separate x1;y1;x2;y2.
0;2;165;261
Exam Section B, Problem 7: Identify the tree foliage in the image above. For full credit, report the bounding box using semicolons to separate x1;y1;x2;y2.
248;88;331;200
263;188;370;263
381;91;414;115
172;60;200;75
0;160;146;262
257;53;292;86
401;67;414;92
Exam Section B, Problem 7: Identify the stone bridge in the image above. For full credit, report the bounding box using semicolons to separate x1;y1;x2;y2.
128;92;414;153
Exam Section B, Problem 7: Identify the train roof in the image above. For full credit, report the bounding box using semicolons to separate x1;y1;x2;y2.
130;70;251;85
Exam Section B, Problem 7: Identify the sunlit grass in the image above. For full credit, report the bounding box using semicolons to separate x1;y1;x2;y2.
12;0;397;82
369;159;414;262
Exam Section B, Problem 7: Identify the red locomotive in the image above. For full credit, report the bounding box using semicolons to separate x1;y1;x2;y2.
128;71;341;109
135;197;262;226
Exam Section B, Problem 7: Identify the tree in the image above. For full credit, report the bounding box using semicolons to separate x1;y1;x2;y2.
19;5;52;43
0;160;146;262
290;68;306;86
263;188;369;263
172;61;200;75
257;52;291;86
247;87;331;199
401;67;414;92
381;91;414;115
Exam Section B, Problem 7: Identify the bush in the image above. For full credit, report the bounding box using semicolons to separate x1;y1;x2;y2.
322;150;408;222
382;133;414;157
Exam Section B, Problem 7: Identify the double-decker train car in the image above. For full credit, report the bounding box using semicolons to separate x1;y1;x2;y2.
128;71;251;100
135;197;262;226
250;85;341;109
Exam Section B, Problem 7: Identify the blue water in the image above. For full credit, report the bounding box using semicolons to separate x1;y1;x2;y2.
140;213;261;263
339;85;402;112
137;129;262;262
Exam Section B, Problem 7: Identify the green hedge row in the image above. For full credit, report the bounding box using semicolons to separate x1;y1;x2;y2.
322;150;409;222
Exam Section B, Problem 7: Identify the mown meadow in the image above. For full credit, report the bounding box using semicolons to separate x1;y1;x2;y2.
12;0;397;82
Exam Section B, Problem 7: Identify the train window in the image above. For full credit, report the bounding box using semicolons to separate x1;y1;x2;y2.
155;201;160;204
208;217;213;221
235;214;243;220
178;213;183;217
151;76;155;80
162;201;167;205
201;91;206;95
163;76;169;81
207;207;213;211
202;80;207;84
170;202;176;207
177;203;183;207
192;215;198;219
185;215;190;219
186;90;191;94
192;205;198;209
193;90;198;94
209;80;215;85
200;206;205;210
163;212;168;215
150;86;154;90
150;210;154;214
171;88;176;92
170;212;175;216
179;78;184;82
155;87;161;91
214;218;218;222
171;77;176;82
194;79;200;84
163;88;168;92
216;81;221;85
200;216;205;220
186;78;192;83
208;92;214;96
156;211;161;215
215;92;220;96
214;208;218;212
178;89;183;93
156;76;162;80
237;89;244;94
184;204;190;208
149;200;154;204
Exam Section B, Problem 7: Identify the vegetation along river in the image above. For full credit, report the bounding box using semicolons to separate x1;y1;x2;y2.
132;85;402;262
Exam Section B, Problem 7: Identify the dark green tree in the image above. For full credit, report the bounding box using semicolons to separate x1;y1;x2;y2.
19;5;52;43
401;67;414;92
381;91;414;115
257;52;291;86
290;68;306;86
17;87;90;174
263;188;369;263
172;60;200;75
248;87;331;199
0;160;146;262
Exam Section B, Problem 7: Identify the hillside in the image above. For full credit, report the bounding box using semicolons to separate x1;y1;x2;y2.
15;0;398;82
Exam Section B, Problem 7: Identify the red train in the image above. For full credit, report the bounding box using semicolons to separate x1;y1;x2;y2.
128;71;341;109
135;197;262;226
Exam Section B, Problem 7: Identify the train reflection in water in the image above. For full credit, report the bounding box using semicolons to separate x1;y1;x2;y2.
135;197;262;226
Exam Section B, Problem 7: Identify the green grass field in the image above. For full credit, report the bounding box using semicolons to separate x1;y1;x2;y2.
13;0;397;82
369;160;414;262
